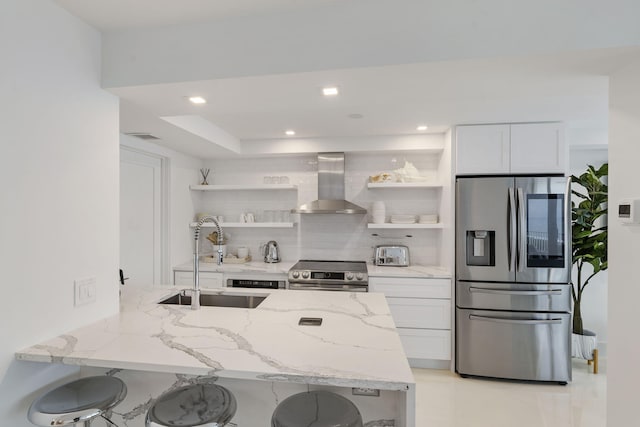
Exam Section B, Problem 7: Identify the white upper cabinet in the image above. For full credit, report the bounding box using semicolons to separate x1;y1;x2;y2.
456;124;510;175
455;123;566;175
509;123;565;174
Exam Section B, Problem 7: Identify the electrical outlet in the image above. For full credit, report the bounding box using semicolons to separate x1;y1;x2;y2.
352;387;380;396
74;277;97;306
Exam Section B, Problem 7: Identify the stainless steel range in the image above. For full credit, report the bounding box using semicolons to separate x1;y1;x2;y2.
288;260;368;292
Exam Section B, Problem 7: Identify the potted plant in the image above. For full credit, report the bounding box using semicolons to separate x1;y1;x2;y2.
570;163;608;367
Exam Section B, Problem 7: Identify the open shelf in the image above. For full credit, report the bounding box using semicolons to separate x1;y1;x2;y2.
367;223;443;229
367;182;442;189
190;184;298;191
190;222;296;228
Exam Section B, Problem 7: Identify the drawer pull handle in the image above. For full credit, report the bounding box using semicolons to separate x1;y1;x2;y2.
469;287;562;296
469;314;562;325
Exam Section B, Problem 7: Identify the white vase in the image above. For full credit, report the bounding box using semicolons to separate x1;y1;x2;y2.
572;329;597;360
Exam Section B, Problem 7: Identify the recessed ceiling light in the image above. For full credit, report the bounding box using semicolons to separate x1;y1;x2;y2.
285;130;296;136
322;87;339;96
417;125;428;131
348;113;364;119
189;96;207;104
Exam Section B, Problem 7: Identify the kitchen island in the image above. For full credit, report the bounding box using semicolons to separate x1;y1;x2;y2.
16;286;415;426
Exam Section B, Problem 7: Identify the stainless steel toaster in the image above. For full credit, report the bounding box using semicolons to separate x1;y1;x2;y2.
374;245;410;266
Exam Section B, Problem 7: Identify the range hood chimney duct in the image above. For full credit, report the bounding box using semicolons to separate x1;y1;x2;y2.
292;152;367;215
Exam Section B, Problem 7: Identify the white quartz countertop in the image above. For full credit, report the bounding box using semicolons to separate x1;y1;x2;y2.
366;264;451;278
174;260;450;278
16;287;414;391
174;260;294;275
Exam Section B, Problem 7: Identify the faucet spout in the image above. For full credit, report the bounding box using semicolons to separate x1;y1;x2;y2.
193;215;224;310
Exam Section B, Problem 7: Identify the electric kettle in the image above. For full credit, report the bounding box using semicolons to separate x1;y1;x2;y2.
261;240;280;263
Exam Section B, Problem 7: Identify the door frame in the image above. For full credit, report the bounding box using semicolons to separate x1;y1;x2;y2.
119;146;170;285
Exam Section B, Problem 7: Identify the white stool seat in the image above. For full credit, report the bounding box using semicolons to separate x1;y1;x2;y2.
28;376;126;426
271;390;363;427
146;383;237;427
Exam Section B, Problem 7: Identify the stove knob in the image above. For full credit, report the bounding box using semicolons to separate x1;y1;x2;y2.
291;271;300;279
356;273;364;281
346;272;354;280
302;271;310;279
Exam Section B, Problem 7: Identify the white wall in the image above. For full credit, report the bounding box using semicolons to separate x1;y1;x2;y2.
0;1;119;425
569;147;608;354
608;56;640;426
101;0;640;88
120;134;203;272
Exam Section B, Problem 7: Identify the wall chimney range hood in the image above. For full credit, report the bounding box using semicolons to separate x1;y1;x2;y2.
292;152;367;214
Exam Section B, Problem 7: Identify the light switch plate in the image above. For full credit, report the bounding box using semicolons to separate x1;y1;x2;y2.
74;276;97;306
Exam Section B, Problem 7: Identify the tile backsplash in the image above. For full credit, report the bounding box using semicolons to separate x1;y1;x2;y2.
198;151;446;265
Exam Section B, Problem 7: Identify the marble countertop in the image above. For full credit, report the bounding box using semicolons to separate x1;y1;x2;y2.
366;264;451;278
16;287;414;391
174;260;450;278
174;260;294;275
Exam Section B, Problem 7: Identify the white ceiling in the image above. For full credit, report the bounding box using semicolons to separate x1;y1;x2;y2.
55;1;639;159
55;0;343;30
112;49;632;157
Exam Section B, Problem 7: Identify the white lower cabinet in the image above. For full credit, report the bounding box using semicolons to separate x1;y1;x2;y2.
174;271;224;289
370;276;452;364
397;328;451;360
387;298;451;330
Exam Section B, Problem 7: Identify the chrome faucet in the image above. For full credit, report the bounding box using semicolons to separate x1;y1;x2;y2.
192;215;223;310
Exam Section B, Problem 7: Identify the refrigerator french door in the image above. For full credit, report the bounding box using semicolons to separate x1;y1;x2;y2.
455;176;572;383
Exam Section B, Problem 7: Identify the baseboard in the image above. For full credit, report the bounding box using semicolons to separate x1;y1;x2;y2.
408;358;451;370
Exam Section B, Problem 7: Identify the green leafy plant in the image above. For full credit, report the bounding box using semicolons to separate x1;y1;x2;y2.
571;163;608;335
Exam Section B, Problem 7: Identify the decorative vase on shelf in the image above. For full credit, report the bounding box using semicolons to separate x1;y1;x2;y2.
200;168;210;185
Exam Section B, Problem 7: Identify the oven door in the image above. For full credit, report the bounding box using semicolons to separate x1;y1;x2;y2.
288;282;368;292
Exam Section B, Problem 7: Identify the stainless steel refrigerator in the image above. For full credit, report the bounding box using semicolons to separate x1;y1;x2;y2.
455;176;572;383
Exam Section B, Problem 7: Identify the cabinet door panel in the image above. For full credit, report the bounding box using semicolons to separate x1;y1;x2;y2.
456;125;510;175
510;123;565;174
387;298;451;329
398;328;451;360
174;271;224;289
369;277;451;299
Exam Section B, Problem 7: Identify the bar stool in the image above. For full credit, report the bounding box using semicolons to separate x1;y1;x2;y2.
28;375;127;427
272;390;364;427
146;383;237;427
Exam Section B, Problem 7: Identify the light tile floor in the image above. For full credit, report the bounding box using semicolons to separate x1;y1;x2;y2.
413;360;606;427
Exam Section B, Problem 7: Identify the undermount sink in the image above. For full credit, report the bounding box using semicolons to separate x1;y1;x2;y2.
159;292;266;309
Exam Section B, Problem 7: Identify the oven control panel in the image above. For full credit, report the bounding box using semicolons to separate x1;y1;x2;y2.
288;269;368;284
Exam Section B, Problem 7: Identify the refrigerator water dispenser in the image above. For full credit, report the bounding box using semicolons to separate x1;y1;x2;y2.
466;230;495;266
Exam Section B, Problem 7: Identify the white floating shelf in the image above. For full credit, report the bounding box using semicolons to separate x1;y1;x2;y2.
190;222;296;228
190;184;298;191
367;182;442;189
367;223;444;229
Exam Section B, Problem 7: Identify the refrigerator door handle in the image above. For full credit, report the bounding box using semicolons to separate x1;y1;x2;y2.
508;187;517;271
469;314;563;325
469;287;563;296
517;187;526;272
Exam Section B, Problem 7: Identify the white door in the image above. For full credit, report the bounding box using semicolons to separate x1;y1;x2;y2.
120;148;164;286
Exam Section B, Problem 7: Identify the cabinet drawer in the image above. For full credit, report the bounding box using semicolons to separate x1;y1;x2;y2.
387;298;451;329
370;277;451;299
398;328;451;360
174;271;224;289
